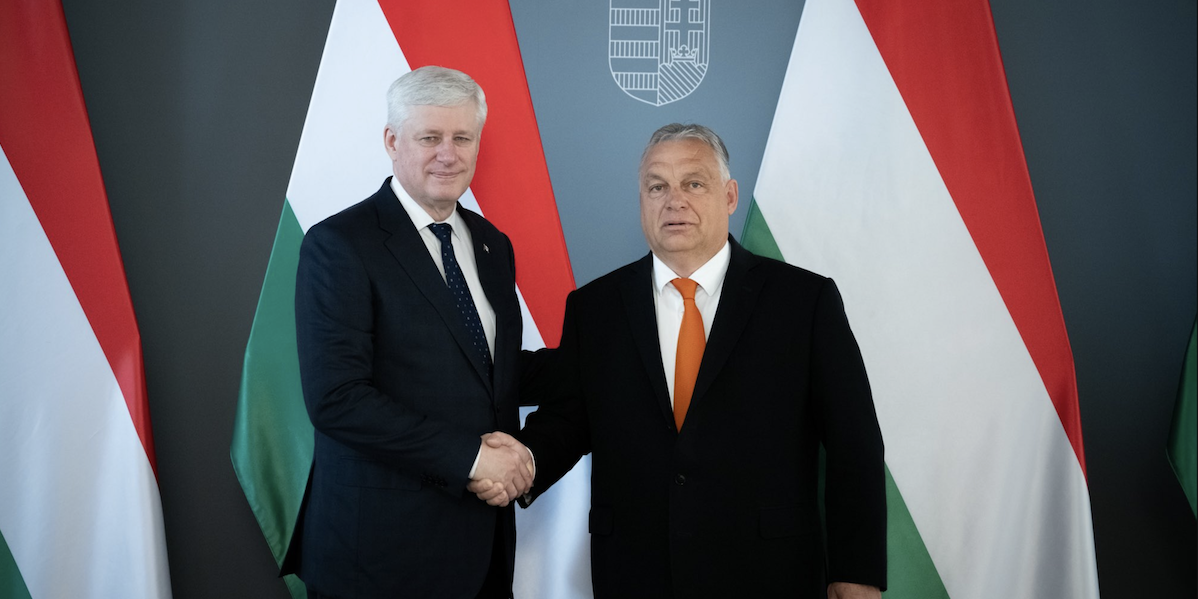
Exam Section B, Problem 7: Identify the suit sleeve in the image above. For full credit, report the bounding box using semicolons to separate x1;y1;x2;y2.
517;347;553;407
295;223;479;495
811;278;887;590
517;291;593;503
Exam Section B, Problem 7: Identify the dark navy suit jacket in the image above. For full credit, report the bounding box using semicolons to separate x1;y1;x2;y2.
283;179;523;598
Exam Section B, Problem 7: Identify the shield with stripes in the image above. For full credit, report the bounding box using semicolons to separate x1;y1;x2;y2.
609;0;710;106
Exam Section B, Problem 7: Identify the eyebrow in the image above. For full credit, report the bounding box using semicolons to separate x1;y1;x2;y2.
642;166;713;181
412;127;477;136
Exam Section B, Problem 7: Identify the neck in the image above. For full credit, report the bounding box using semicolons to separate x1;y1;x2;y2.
657;255;703;279
418;201;456;223
657;240;730;279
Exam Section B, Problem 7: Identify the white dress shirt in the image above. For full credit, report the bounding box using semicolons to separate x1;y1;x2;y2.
651;241;731;407
391;180;502;480
390;178;496;356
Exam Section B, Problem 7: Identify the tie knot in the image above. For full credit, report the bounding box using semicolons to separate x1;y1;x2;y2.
671;277;699;300
429;223;453;244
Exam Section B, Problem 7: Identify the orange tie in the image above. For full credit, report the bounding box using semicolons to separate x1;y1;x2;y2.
671;278;705;430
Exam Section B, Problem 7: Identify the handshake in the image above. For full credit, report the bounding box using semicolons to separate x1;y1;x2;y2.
468;431;534;507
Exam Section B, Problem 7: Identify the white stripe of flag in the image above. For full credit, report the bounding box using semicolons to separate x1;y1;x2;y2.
0;145;172;598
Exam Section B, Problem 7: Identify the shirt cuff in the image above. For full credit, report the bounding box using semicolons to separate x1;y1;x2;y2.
468;443;482;479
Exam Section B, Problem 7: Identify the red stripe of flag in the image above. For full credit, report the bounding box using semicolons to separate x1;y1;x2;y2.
378;0;576;346
0;1;157;473
855;0;1085;472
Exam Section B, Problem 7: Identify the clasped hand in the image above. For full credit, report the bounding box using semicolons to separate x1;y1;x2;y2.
468;432;534;507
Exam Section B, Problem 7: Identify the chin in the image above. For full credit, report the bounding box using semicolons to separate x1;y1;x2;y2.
430;187;467;202
656;234;698;250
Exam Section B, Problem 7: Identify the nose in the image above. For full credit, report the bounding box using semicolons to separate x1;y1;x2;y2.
664;189;688;210
435;139;457;163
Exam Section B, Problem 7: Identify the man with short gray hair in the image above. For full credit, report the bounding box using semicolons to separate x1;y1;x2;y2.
480;123;886;598
284;65;533;599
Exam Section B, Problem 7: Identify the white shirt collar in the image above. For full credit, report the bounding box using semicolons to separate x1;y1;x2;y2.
651;240;732;296
390;177;466;233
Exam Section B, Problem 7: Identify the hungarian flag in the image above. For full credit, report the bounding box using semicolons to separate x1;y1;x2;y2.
228;1;580;597
742;0;1100;597
1168;322;1196;517
0;2;172;598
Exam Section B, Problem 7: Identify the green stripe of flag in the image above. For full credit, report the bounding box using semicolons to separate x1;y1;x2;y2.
742;198;949;599
230;199;313;599
880;465;949;599
1167;321;1197;517
0;529;32;599
741;201;784;265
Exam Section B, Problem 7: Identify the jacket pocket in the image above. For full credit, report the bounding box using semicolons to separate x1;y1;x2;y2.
334;457;421;490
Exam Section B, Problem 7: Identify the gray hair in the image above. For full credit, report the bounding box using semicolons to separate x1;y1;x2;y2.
387;66;487;131
642;123;731;180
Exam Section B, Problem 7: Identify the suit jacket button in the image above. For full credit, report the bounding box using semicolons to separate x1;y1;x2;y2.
674;474;686;486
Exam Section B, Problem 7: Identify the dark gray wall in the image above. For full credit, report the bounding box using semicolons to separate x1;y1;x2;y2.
60;1;1195;597
62;2;336;597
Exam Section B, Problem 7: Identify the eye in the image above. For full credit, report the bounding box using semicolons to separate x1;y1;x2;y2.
688;181;704;189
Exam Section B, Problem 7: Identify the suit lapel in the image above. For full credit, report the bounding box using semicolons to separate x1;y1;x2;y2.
691;238;762;407
619;255;675;427
459;208;507;320
373;182;493;393
461;207;514;398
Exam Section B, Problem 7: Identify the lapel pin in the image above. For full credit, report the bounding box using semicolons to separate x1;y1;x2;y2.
483;243;490;253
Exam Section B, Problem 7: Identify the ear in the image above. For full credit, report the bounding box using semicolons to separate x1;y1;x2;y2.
383;125;400;160
724;178;739;215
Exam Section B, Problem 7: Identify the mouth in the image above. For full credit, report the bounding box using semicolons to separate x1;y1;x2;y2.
663;220;694;229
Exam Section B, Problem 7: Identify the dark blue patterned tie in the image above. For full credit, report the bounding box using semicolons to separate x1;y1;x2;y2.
428;223;493;375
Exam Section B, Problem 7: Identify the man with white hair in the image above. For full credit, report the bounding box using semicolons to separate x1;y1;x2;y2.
285;65;533;599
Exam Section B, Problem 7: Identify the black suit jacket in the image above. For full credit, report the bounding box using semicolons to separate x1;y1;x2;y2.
283;179;523;598
520;238;886;599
